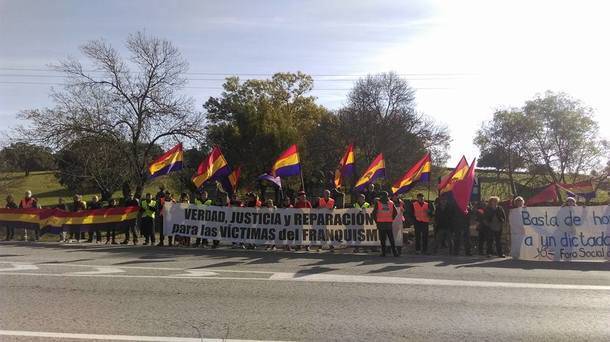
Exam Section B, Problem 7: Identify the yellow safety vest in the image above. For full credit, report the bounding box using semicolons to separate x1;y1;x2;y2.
141;200;157;219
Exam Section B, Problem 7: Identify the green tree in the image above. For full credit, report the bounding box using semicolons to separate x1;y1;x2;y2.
522;91;606;184
0;142;55;176
474;109;530;196
204;72;340;191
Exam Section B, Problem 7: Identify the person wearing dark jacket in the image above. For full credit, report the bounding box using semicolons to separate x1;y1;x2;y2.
4;195;18;240
121;193;139;245
87;195;103;243
482;196;506;257
105;199;118;244
433;195;454;254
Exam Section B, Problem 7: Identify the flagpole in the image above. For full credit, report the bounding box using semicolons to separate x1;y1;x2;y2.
300;168;305;192
427;153;431;201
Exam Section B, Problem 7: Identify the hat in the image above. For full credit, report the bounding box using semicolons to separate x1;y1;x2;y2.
297;191;306;196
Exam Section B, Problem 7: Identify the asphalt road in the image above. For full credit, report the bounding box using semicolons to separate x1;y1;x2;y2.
0;242;609;341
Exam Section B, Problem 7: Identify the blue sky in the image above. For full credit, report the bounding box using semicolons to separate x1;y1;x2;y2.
1;0;608;166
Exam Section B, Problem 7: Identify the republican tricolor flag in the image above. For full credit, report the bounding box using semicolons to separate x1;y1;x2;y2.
271;144;301;178
192;147;231;189
391;153;431;195
334;144;355;188
354;153;385;192
148;143;184;179
438;156;469;194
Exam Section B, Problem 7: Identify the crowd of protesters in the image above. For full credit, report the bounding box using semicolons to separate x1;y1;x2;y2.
1;184;588;258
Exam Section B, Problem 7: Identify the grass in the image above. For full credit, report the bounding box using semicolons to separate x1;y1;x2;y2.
0;171;177;207
0;170;607;207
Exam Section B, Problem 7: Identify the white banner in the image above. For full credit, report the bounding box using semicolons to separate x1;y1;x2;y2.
509;205;610;261
163;203;403;246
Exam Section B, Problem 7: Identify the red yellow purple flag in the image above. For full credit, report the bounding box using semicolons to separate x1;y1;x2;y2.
334;144;355;188
192;146;231;188
354;153;385;192
271;144;301;177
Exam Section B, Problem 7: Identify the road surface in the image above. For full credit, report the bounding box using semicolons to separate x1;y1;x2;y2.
0;242;609;341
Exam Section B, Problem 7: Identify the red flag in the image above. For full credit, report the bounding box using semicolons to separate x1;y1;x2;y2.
452;158;476;214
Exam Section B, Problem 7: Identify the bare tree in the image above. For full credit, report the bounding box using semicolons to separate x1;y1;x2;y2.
19;32;205;195
337;72;450;183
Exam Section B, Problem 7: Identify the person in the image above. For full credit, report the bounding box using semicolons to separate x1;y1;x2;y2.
121;193;139;245
176;192;191;246
243;192;261;249
451;201;473;256
4;195;18;241
264;199;277;251
157;191;174;246
372;191;398;257
363;183;378;207
411;193;432;255
294;191;312;208
433;194;454;254
318;190;336;251
353;193;370;253
391;193;406;256
193;191;213;247
105;198;119;244
155;188;166;246
140;193;156;246
293;191;312;251
69;195;87;242
55;198;68;242
564;197;577;207
280;196;294;251
513;196;525;208
318;190;336;209
474;201;488;256
86;195;103;243
19;190;39;241
230;193;243;208
482;196;506;257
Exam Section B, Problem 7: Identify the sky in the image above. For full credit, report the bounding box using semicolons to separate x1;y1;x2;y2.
0;0;608;166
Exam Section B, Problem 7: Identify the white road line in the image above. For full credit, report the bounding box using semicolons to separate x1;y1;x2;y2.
0;329;288;341
171;270;220;277
0;263;39;272
69;267;125;275
2;270;610;291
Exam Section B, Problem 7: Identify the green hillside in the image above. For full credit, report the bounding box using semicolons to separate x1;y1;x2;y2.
0;171;179;207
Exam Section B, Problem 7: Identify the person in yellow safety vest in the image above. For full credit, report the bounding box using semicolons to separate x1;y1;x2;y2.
411;193;434;255
318;189;336;209
193;190;213;248
372;191;399;257
140;193;156;246
353;193;370;253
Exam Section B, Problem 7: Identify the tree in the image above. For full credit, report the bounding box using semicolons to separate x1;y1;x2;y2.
0;142;55;176
474;109;530;196
54;135;134;200
204;72;339;191
337;72;450;187
18;31;205;196
521;91;606;184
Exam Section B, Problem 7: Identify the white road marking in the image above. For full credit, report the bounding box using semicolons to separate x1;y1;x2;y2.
171;270;220;277
269;272;610;290
0;263;38;272
1;270;610;291
69;267;125;275
0;329;288;341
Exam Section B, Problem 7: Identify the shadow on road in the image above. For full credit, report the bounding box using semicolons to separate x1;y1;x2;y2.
0;241;607;272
